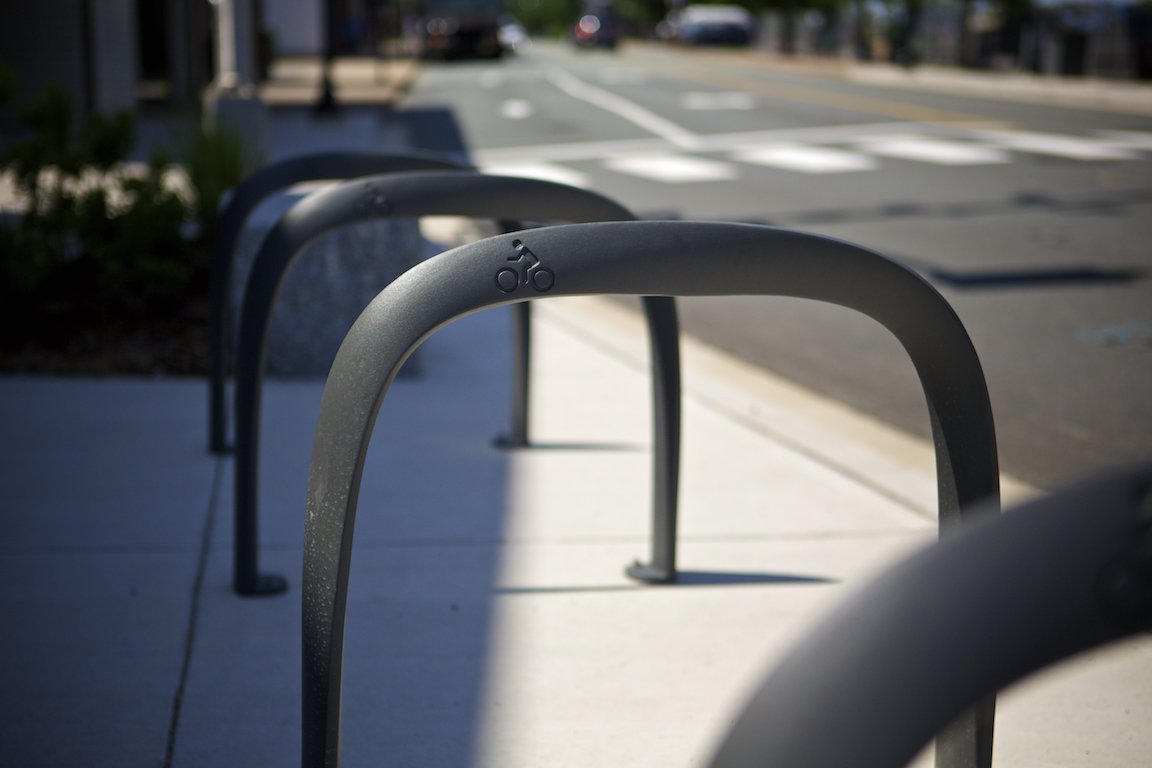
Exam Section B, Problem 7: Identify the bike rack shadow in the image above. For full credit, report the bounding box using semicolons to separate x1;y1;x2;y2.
302;221;1001;768
493;570;835;595
709;462;1152;768
209;150;470;455
233;173;681;595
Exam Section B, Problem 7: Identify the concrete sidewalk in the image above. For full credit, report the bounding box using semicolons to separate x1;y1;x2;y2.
261;55;422;107
2;294;1150;767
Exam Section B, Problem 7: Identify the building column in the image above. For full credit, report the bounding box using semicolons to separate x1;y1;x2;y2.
206;0;268;163
215;0;260;90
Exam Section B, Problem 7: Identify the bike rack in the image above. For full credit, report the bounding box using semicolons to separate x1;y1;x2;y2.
708;462;1152;768
232;173;681;595
301;221;1001;768
209;150;469;455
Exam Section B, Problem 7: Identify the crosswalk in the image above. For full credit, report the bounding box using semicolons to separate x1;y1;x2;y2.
478;127;1152;188
976;130;1141;161
734;144;880;173
603;154;739;183
856;135;1012;165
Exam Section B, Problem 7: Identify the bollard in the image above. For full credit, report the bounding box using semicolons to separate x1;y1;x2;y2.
708;462;1152;768
208;150;470;455
233;173;681;596
302;221;1001;768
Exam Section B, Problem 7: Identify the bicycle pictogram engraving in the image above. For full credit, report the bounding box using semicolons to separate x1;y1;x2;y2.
496;239;555;293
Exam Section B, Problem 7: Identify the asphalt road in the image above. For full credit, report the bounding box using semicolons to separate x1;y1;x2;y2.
399;40;1152;490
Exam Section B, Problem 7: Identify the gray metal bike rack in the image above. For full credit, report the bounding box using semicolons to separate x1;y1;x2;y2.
209;150;469;455
233;173;681;595
708;461;1152;768
301;221;1001;768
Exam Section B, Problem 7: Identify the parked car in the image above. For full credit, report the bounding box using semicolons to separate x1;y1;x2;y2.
420;0;505;59
664;5;754;46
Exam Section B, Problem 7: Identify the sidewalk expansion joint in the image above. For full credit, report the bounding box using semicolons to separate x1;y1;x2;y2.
162;457;224;768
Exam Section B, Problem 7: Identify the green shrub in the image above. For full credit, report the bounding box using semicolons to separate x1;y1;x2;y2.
184;119;249;247
1;72;252;368
0;83;197;331
75;151;197;310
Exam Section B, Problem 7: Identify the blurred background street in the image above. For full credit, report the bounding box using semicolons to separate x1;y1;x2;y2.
398;37;1151;489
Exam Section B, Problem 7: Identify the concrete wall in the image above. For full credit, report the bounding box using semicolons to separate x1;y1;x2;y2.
90;0;139;113
0;1;88;122
230;192;426;377
0;0;137;125
262;0;322;55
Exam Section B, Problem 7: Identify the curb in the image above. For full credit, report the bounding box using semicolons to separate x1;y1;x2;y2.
623;40;1152;116
849;65;1152;117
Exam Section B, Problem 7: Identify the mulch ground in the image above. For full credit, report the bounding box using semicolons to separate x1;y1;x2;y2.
0;297;210;376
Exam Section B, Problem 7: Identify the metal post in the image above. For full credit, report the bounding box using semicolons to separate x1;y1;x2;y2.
626;295;683;583
302;221;1001;768
492;217;535;449
207;150;468;455
708;462;1152;768
492;301;533;447
233;174;682;597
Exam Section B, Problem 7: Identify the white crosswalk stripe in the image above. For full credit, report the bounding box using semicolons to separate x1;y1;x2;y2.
480;163;592;189
1093;130;1152;150
603;154;740;183
856;135;1012;165
733;143;878;173
978;130;1141;161
500;99;534;120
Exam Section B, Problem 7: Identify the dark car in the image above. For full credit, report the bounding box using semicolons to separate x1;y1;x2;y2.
668;5;754;46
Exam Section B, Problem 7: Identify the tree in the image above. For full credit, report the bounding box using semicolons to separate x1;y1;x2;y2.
886;0;923;65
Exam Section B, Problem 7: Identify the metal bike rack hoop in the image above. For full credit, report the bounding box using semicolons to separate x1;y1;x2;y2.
233;172;681;595
709;462;1152;768
209;150;469;454
302;220;1001;768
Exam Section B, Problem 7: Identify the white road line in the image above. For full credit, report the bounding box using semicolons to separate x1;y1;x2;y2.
979;130;1141;160
1093;130;1152;150
682;92;757;111
500;99;534;119
858;136;1011;165
479;162;591;189
546;68;703;150
733;143;878;173
603;154;738;183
